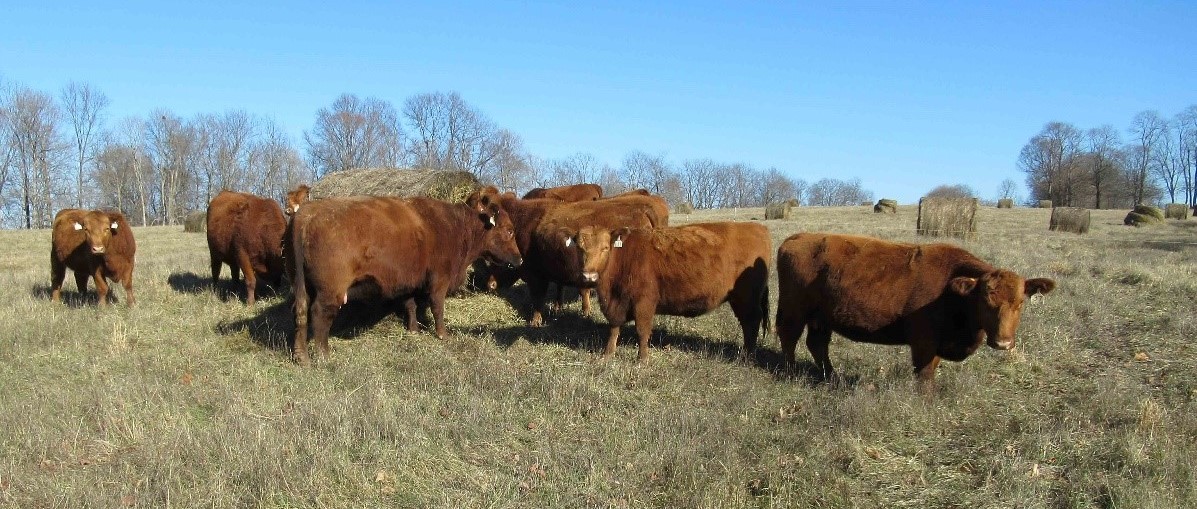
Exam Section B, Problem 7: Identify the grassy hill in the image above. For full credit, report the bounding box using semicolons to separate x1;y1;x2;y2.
1;204;1195;507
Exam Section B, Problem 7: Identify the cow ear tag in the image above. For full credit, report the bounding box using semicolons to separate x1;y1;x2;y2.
488;215;496;227
111;221;119;230
613;236;623;248
564;237;572;247
73;222;83;230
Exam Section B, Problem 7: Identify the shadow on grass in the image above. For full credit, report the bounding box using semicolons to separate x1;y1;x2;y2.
168;271;287;304
30;283;110;308
214;296;432;353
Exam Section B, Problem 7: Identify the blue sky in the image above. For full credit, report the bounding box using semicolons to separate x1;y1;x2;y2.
2;1;1194;203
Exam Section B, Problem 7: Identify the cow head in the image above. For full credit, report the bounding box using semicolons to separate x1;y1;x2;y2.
474;193;522;269
285;184;310;215
570;226;629;283
948;269;1056;353
74;210;122;255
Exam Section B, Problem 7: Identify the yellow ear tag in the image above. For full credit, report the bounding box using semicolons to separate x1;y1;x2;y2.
613;236;623;248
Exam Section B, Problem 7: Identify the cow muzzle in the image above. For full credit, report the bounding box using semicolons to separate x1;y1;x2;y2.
987;336;1015;350
582;271;598;283
91;246;106;254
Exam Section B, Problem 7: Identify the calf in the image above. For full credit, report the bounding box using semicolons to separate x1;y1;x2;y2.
571;222;772;361
285;184;310;215
287;186;522;365
50;208;136;307
206;190;288;305
775;233;1056;384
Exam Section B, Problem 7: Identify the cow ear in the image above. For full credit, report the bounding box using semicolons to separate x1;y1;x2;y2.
948;277;977;296
1024;278;1056;296
73;222;83;231
558;227;575;247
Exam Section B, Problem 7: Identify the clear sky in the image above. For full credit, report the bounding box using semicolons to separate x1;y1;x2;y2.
2;1;1194;203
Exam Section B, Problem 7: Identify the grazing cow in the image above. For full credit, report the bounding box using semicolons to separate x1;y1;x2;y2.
50;208;136;307
285;184;310;215
522;183;603;202
775;233;1056;384
206;190;288;306
287;186;522;365
568;222;772;361
494;194;667;326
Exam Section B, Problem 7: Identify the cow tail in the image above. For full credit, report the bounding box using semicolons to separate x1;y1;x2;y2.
288;218;309;336
761;284;772;336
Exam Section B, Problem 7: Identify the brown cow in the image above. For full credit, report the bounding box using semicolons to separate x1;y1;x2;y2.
206;190;288;306
287;186;522;365
50;208;136;307
495;193;667;326
775;233;1056;384
569;222;772;361
522;183;603;201
285;184;310;215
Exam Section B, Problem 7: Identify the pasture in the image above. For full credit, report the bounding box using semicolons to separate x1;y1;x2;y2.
1;204;1195;508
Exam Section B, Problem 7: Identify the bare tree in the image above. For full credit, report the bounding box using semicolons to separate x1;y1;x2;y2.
680;158;719;209
996;178;1019;202
620;151;682;203
1083;126;1122;208
146;110;199;225
196;110;257;202
4;87;63;228
1175;105;1197;210
306;94;403;177
758;167;797;205
1018;121;1082;205
1126;111;1167;205
249;119;312;202
404;91;505;176
60;82;108;208
1153;121;1182;203
476;129;533;193
807;177;872;206
926;183;975;199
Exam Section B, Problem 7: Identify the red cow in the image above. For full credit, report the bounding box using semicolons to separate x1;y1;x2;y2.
287;186;522;365
285;184;310;215
569;222;772;361
521;183;603;201
775;233;1056;384
50;208;136;307
206;190;288;305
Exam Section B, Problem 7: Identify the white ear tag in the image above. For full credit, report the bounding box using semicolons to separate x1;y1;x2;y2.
564;237;572;247
111;221;119;230
73;222;83;230
613;236;623;248
489;215;496;226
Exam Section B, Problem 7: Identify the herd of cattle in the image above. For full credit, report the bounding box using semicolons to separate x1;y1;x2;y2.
46;183;1055;384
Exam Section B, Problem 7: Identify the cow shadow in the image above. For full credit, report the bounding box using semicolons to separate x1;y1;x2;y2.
214;296;428;352
30;284;108;308
168;271;285;304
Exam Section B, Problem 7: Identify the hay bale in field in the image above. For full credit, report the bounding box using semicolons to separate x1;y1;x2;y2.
1133;204;1164;221
916;197;977;238
1049;207;1091;234
183;210;206;233
764;201;793;220
997;198;1014;209
1125;211;1164;227
673;202;694;214
873;198;898;214
786;199;800;208
1164;204;1188;220
1037;200;1052;209
310;168;481;203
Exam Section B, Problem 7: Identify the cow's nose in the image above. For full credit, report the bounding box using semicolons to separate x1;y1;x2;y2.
508;257;523;268
582;272;598;282
91;246;105;254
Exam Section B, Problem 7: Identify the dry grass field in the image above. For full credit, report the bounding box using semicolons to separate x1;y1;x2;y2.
1;204;1196;508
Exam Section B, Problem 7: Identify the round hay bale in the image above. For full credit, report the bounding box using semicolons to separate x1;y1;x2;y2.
673;202;694;214
310;168;481;203
1037;200;1052;209
183;210;206;233
1125;211;1163;227
1165;203;1189;220
873;199;898;214
1049;207;1090;234
764;202;793;220
997;198;1014;209
785;199;800;208
1133;204;1164;221
917;197;977;238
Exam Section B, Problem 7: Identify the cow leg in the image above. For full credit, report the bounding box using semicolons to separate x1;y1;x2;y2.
50;257;67;303
775;307;804;369
602;324;622;359
119;269;135;307
632;301;656;363
292;292;312;366
911;349;941;385
209;254;222;286
551;284;565;314
430;290;449;339
93;267;111;307
309;295;339;362
729;293;763;358
806;324;837;383
580;288;592;315
526;277;550;327
74;270;90;295
236;250;257;306
402;296;419;332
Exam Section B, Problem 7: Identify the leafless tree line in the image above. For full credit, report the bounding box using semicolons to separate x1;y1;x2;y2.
2;75;872;229
1019;106;1197;209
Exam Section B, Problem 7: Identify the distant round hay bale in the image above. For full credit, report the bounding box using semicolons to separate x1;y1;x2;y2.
785;199;800;208
310;168;481;203
1037;200;1052;208
1133;204;1164;221
1165;203;1189;220
1049;207;1091;234
997;198;1014;209
873;199;898;214
1125;211;1164;227
917;197;977;238
764;201;793;220
673;202;694;214
183;210;206;233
